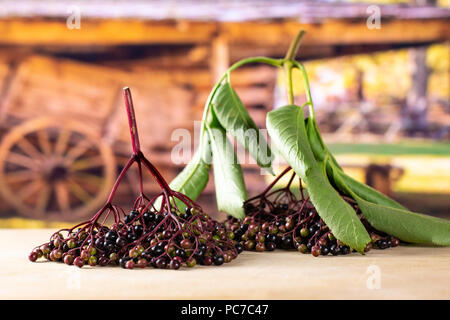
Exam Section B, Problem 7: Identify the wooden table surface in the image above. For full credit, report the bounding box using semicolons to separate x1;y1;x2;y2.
1;229;449;300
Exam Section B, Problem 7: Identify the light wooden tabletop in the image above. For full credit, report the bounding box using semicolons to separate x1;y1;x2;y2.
1;229;449;300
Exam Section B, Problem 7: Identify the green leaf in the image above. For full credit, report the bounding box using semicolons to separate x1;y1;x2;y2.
338;173;406;210
305;117;342;170
169;148;211;202
207;111;247;219
306;117;405;210
330;163;450;245
212;81;273;173
154;144;211;211
266;105;370;252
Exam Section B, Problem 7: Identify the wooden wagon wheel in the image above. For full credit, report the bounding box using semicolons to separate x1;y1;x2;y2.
0;117;115;221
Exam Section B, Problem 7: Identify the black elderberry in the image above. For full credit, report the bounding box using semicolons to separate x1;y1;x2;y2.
95;238;104;250
320;245;329;255
233;229;244;239
170;259;181;270
155;214;164;223
124;215;132;224
266;242;276;251
106;243;116;253
330;245;340;256
155;257;167;269
105;231;118;242
134;225;143;237
62;243;69;252
235;243;244;254
129;210;139;220
142;211;155;224
377;240;388;249
341;246;350;255
265;234;276;243
119;257;131;268
127;233;137;243
281;236;292;248
175;248;187;260
116;237;127;247
213;255;224;266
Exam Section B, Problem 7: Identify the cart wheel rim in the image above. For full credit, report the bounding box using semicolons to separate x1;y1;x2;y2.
0;117;115;221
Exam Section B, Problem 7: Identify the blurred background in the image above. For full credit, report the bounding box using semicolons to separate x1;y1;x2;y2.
0;0;448;227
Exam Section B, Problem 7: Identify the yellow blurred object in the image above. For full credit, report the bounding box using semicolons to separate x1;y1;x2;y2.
0;217;73;229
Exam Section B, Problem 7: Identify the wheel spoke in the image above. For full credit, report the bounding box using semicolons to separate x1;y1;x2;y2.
55;182;71;212
16;179;42;200
65;140;92;163
67;178;92;203
71;156;105;171
37;129;52;156
4;170;37;184
71;172;104;188
5;152;39;169
54;128;71;156
16;137;44;160
36;183;51;214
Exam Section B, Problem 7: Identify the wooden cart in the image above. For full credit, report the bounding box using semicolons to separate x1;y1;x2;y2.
0;55;196;221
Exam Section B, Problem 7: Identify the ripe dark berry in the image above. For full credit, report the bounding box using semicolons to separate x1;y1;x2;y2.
340;246;350;255
162;230;172;239
170;259;181;270
265;234;276;243
155;258;167;269
213;255;224;266
124;215;132;224
116;237;127;247
330;245;340;255
203;256;213;266
133;225;143;236
320;245;329;255
127;233;137;243
281;236;292;248
266;242;276;251
129;210;139;220
175;248;186;260
94;238;104;249
105;231;118;242
391;238;400;247
235;243;244;254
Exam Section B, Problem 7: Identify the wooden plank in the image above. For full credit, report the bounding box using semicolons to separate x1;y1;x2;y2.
0;18;448;46
2;229;449;299
0;19;217;45
223;19;450;46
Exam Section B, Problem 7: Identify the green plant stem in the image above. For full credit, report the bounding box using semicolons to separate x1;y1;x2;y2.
285;30;306;61
198;57;283;156
291;60;314;119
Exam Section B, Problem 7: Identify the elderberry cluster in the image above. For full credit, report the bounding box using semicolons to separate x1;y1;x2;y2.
226;190;399;257
29;205;241;269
